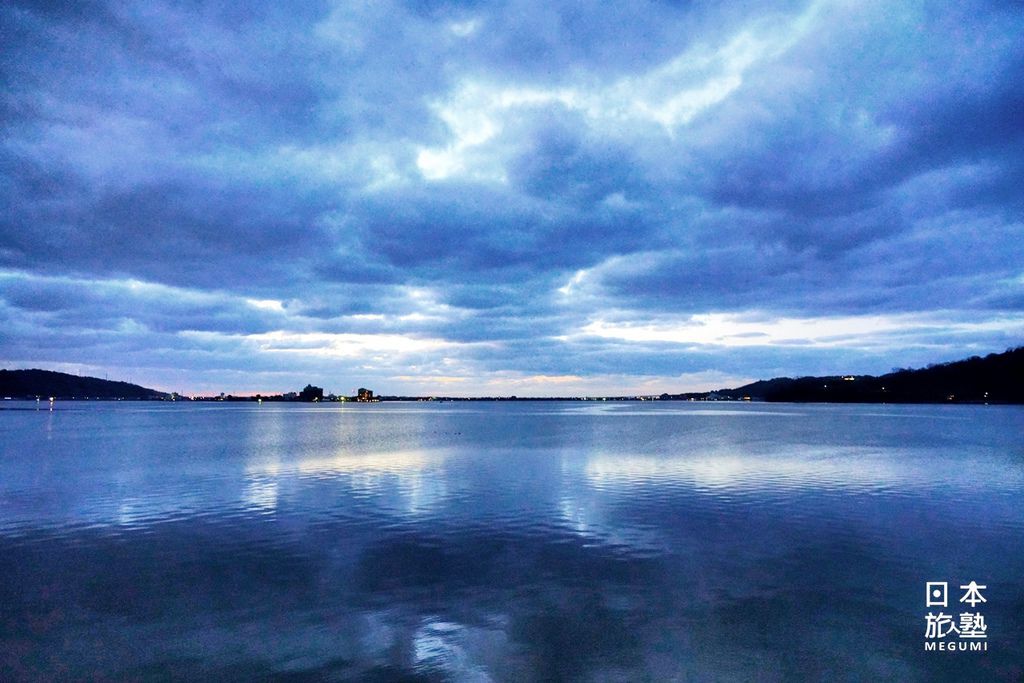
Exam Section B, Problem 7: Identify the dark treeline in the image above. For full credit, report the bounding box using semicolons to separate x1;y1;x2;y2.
0;369;167;400
699;346;1023;404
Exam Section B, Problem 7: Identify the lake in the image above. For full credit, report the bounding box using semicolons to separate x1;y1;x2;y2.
1;401;1022;681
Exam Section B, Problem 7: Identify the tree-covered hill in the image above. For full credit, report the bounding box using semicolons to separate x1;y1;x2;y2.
0;369;168;400
720;347;1023;403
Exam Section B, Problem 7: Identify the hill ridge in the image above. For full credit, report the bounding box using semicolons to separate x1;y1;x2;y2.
0;369;168;400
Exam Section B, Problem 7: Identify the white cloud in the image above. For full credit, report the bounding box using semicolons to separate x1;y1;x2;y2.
414;2;826;180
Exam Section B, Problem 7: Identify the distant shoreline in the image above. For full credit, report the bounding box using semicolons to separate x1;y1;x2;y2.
3;396;1022;406
3;346;1022;405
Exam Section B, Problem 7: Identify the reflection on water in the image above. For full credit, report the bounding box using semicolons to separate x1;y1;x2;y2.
585;447;1024;495
1;401;1022;681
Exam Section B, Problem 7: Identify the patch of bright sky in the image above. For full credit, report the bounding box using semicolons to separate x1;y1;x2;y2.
557;269;588;296
246;298;286;312
579;312;1024;349
384;369;754;397
448;18;482;38
180;329;465;358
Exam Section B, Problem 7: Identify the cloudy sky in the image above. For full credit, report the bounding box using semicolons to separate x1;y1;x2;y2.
2;1;1023;396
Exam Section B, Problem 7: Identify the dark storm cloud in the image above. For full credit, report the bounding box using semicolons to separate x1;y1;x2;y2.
507;113;652;206
337;181;662;279
1;175;339;288
2;0;1023;393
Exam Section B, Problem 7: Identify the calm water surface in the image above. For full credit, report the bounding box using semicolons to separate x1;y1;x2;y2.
1;401;1022;681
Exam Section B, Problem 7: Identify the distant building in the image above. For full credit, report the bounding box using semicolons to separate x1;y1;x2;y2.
299;384;324;402
356;387;373;402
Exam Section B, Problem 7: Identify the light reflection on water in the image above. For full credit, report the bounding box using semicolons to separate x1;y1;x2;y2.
1;401;1022;681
